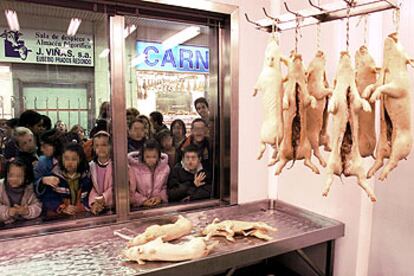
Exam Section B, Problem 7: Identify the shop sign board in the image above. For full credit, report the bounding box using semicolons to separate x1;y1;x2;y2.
136;41;209;73
0;28;94;67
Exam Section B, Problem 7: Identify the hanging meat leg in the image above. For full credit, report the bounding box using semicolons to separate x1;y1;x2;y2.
323;52;376;201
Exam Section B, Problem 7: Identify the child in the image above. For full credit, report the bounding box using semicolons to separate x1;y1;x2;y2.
157;131;179;170
128;118;147;153
168;144;211;202
129;139;170;208
0;158;42;224
34;129;62;185
178;119;211;173
37;143;91;216
88;131;113;215
170;119;187;148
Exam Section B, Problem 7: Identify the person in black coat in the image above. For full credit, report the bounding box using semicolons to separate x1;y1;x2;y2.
167;144;211;202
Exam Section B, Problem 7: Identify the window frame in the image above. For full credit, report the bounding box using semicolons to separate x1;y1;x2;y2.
0;0;239;239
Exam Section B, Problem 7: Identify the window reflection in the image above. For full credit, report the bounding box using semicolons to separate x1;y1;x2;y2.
125;17;218;211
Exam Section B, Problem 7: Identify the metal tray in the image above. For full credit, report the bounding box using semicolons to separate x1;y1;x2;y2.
0;200;344;276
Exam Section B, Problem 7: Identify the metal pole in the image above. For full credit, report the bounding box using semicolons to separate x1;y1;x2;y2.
110;15;129;221
78;98;81;126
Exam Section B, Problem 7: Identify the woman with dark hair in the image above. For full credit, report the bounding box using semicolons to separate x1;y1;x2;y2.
41;115;52;132
128;139;169;208
138;115;154;139
0;158;42;224
170;119;187;148
18;110;43;136
54;120;67;133
37;143;91;217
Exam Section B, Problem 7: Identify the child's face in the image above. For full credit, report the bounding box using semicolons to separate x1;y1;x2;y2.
17;134;36;153
57;122;67;132
172;123;184;138
191;122;206;143
161;136;173;150
183;152;201;171
143;149;159;168
129;121;145;141
77;128;85;140
94;136;110;160
41;143;54;157
63;150;80;174
195;103;209;119
7;165;25;188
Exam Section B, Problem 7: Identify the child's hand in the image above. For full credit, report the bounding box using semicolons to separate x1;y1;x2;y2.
194;172;206;187
8;207;18;217
62;204;77;215
42;176;60;188
91;202;104;215
150;197;162;206
143;199;153;207
14;204;29;216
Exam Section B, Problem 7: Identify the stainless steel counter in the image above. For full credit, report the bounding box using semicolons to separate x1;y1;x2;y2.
0;200;344;275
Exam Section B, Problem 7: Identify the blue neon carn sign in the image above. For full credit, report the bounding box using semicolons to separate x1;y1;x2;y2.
136;41;209;73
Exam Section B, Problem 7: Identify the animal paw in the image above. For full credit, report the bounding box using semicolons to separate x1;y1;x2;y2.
361;99;372;112
327;98;336;114
369;90;381;103
283;96;289;110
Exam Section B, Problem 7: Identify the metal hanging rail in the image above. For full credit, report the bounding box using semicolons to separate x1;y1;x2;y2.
245;0;399;32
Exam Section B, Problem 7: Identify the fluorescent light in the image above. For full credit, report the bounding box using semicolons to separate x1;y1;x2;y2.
162;26;200;50
130;53;147;67
99;48;110;58
124;24;136;39
67;18;82;36
0;65;10;73
5;10;19;31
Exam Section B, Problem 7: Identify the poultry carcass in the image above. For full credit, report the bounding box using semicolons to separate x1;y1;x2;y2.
123;236;217;265
254;39;287;162
120;215;193;247
363;33;413;180
306;50;332;167
270;52;319;175
201;218;277;242
322;51;376;202
355;45;378;157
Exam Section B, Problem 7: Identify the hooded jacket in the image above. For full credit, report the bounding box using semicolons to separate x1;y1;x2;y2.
37;166;91;214
128;151;170;206
88;160;113;208
0;180;42;224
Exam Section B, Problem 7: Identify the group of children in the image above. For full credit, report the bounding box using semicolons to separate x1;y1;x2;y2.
0;97;213;225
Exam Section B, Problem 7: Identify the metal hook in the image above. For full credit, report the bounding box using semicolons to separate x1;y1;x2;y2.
244;13;263;29
284;2;302;17
342;0;356;7
308;0;325;11
262;7;279;22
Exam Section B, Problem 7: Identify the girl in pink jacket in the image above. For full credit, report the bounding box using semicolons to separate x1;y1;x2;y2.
88;131;113;215
129;139;170;208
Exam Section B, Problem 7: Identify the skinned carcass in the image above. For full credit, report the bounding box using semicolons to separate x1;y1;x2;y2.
118;215;193;247
306;50;332;167
363;33;413;180
270;52;319;175
322;51;376;202
254;38;287;162
355;45;378;157
122;236;218;265
201;218;277;242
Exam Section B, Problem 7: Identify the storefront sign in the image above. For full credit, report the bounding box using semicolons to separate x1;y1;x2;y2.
0;28;94;67
136;41;209;73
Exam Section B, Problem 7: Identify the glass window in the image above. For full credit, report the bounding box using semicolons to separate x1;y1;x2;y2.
124;17;219;211
0;0;114;230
